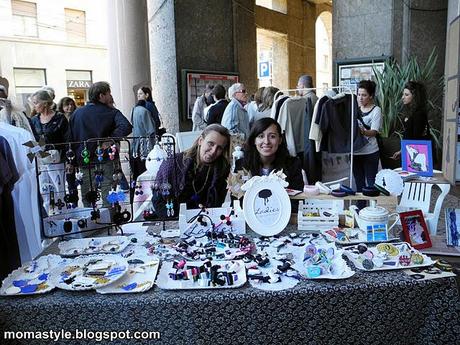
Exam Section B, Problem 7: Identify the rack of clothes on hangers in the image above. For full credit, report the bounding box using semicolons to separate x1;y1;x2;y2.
0;113;42;280
271;86;366;188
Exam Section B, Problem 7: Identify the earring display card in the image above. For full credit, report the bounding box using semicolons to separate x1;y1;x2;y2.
50;255;129;291
156;260;246;290
343;242;435;271
58;236;130;256
322;227;399;245
96;256;160;294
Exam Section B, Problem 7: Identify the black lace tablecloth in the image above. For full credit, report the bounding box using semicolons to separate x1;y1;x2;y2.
0;269;459;345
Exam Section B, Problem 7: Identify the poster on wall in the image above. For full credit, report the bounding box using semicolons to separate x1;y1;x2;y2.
335;57;387;92
182;70;239;120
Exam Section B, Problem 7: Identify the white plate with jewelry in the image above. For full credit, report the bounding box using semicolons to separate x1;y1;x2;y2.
342;242;435;271
50;255;129;291
0;255;68;296
96;256;160;294
58;236;130;256
321;228;400;245
156;260;246;290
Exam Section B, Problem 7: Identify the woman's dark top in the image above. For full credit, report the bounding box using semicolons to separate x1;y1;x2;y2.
402;110;429;140
30;112;70;145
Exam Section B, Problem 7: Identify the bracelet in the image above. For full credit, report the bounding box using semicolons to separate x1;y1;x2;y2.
339;184;356;195
362;186;380;197
374;183;390;196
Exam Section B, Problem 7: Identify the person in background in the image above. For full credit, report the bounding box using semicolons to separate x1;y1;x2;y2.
0;85;34;136
353;80;381;207
296;75;318;104
70;81;132;207
152;124;231;218
258;86;280;119
57;97;77;122
247;87;265;128
221;83;250;139
206;84;228;125
235;117;303;190
130;87;161;180
391;81;430;160
137;86;161;134
192;84;214;131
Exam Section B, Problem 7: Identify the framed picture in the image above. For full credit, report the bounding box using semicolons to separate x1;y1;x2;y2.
401;140;433;177
181;69;239;120
335;56;388;91
400;210;432;249
242;178;291;236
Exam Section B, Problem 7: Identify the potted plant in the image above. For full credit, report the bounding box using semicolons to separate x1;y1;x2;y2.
373;49;443;169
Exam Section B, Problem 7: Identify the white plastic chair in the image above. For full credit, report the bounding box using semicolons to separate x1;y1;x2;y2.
396;181;450;235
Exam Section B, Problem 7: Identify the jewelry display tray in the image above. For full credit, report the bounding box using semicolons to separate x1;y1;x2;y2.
321;229;400;245
58;236;130;256
342;243;435;271
96;256;160;294
156;260;247;290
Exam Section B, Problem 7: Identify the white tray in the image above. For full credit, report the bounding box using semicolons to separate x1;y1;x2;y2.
96;257;160;294
343;242;435;271
156;260;246;290
321;228;399;245
0;255;66;296
50;255;128;291
58;236;130;256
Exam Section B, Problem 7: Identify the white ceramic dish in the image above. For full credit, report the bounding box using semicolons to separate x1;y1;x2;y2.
0;255;66;296
58;236;130;256
343;242;435;271
96;257;159;294
156;260;246;290
50;255;128;291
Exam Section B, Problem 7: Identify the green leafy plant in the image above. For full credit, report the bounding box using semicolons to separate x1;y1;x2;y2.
373;49;443;149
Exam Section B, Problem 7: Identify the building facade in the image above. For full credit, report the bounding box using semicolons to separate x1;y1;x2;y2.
0;0;109;113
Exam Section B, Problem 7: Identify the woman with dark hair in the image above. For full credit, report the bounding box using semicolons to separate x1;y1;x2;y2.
131;86;162;180
57;97;77;121
392;81;430;160
152;124;231;217
353;80;381;200
236;117;303;190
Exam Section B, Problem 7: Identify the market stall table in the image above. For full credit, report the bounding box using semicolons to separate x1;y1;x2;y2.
0;265;459;345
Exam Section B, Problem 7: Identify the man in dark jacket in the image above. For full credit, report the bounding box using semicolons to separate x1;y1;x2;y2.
206;84;228;125
70;81;132;207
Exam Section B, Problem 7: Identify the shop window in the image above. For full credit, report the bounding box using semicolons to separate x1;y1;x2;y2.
11;0;38;37
66;70;92;107
13;67;46;114
65;8;86;43
256;0;287;14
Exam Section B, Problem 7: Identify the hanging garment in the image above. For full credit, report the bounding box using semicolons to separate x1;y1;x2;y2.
318;93;367;154
303;96;322;184
275;96;308;156
0;136;21;280
0;123;42;263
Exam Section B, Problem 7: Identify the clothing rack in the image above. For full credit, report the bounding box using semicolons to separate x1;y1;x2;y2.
273;85;356;188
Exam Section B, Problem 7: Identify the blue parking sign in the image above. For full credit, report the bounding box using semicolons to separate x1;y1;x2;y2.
258;61;270;78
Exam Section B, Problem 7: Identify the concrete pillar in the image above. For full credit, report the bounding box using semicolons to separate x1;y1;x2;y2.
107;0;151;119
147;0;180;135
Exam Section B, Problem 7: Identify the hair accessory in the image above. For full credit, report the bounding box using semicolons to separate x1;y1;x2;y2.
91;209;100;220
315;181;332;194
75;169;84;185
63;219;73;233
374;183;390;196
81;142;90;164
331;189;346;197
135;183;144;196
303;185;320;196
77;219;88;229
362;186;380;197
339;184;356;195
85;190;100;204
94;170;104;188
55;198;65;211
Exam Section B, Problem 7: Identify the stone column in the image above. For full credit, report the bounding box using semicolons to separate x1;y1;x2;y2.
107;0;151;119
147;0;180;135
